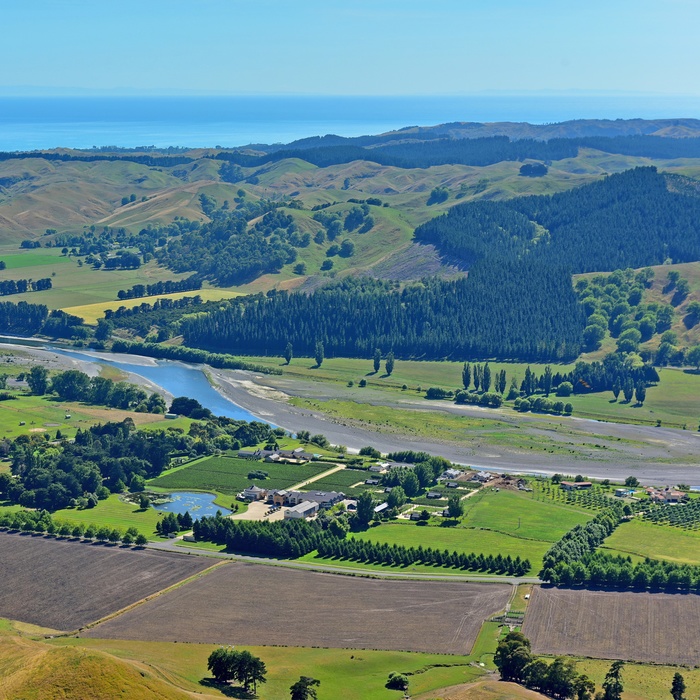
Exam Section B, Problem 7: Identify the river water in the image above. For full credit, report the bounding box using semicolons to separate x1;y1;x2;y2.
49;347;266;424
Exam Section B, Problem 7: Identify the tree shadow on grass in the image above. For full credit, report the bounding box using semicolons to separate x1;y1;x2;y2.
439;519;460;527
199;679;256;698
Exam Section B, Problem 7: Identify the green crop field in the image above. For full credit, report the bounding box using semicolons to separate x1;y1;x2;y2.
148;455;333;495
305;467;370;493
49;637;481;700
601;518;700;565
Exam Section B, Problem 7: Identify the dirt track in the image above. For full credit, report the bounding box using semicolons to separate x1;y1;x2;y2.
85;561;511;654
523;585;700;665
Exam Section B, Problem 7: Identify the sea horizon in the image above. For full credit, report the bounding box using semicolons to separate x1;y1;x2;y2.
2;94;700;151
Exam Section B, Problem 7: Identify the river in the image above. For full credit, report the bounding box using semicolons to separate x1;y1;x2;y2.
3;337;700;484
47;347;267;424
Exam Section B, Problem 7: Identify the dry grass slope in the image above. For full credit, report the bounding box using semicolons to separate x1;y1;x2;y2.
0;632;197;700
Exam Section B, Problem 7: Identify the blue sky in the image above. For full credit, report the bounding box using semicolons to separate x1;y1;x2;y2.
3;0;699;96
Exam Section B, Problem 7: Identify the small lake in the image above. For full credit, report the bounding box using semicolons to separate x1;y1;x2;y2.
46;347;268;424
152;491;231;519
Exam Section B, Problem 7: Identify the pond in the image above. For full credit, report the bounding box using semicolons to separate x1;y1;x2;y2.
152;491;231;519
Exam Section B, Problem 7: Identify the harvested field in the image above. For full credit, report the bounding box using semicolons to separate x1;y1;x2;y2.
0;533;213;631
523;586;700;665
85;562;511;654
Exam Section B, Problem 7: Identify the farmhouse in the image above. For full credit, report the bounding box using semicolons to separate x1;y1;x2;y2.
242;485;268;501
267;489;344;509
445;481;459;489
284;501;319;519
369;464;388;473
646;487;686;504
365;478;380;486
374;502;389;515
560;481;592;491
440;468;463;480
472;471;493;483
426;491;442;499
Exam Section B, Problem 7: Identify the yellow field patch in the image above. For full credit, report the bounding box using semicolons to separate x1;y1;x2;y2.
61;288;242;324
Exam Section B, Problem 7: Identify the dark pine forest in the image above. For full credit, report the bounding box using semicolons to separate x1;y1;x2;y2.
182;167;700;362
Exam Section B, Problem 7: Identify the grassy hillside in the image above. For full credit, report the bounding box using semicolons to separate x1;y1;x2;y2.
0;622;194;700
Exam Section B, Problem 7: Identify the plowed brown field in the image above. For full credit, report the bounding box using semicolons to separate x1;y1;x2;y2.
85;561;511;654
0;533;213;631
523;586;700;665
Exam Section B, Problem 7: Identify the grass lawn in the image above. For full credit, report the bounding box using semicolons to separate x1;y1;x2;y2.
148;455;334;495
49;637;482;700
62;288;242;325
601;518;700;565
52;494;163;539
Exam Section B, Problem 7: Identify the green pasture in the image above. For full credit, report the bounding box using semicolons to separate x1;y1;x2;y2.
0;251;73;270
573;657;700;700
148;455;334;495
0;251;191;309
601;518;700;566
251;355;575;393
49;637;481;700
0;392;171;441
462;488;591;542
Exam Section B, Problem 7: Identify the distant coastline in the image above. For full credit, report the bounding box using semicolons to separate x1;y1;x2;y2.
3;94;700;151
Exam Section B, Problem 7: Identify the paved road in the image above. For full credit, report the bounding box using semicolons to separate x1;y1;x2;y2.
147;538;540;585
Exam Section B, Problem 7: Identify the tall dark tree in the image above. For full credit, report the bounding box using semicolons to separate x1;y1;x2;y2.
290;676;321;700
482;363;491;393
543;365;553;396
462;362;471;390
314;341;324;368
27;366;49;395
356;491;375;527
373;348;381;374
671;672;686;700
284;342;293;365
385;351;395;376
601;660;624;700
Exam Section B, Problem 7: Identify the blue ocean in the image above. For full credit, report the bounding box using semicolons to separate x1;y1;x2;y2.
1;95;700;151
